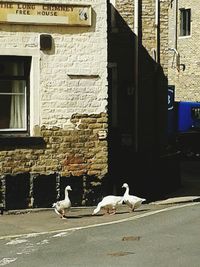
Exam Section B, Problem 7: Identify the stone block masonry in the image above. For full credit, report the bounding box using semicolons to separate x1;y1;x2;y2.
0;113;108;209
115;0;169;75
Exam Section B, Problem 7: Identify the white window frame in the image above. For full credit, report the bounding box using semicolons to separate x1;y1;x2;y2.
0;48;40;136
179;8;191;37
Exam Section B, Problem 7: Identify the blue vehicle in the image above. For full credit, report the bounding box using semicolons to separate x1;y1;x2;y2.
175;101;200;158
178;101;200;132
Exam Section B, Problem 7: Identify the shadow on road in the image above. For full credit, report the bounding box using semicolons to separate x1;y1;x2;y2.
165;160;200;198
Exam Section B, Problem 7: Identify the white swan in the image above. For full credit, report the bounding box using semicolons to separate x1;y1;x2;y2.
122;183;146;212
52;185;72;219
92;195;123;215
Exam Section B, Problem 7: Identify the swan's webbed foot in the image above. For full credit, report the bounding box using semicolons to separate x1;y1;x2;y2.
109;208;116;215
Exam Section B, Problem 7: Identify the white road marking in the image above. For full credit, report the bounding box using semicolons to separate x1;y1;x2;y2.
36;239;49;245
52;231;75;238
0;258;17;266
0;202;199;241
6;239;28;245
16;244;36;255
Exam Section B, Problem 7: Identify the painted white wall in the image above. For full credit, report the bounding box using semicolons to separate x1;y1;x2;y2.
0;0;108;131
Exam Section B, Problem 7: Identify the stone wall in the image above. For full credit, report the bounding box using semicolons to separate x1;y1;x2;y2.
0;113;108;177
111;0;169;154
115;0;169;75
107;0;181;199
0;113;108;208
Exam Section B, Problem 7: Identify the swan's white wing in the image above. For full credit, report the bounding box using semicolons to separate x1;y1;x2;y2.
101;195;123;205
126;195;146;209
53;199;71;212
92;195;123;215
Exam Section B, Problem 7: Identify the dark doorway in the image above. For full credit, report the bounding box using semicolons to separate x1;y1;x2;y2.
5;173;30;210
33;174;57;208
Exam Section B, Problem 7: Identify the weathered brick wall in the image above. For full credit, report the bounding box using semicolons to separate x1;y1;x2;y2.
168;0;200;101
140;0;169;75
116;0;134;30
0;113;108;176
0;113;108;208
0;0;108;208
160;0;170;75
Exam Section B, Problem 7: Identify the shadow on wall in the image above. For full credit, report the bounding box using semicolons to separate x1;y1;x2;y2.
2;173;110;210
33;174;57;208
107;3;179;201
5;173;30;210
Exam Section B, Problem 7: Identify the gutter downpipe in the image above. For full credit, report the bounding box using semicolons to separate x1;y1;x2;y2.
174;0;180;70
134;0;139;152
174;0;178;50
155;0;159;63
168;1;180;71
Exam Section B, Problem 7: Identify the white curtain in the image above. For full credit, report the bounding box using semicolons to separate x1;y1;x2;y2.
9;63;26;129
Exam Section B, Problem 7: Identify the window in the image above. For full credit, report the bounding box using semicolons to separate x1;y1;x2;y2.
0;56;31;134
180;8;191;36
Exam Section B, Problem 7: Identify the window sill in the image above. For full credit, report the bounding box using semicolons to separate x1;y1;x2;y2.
0;136;46;148
179;35;191;39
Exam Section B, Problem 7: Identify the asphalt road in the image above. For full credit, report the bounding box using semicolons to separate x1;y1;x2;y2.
0;202;200;267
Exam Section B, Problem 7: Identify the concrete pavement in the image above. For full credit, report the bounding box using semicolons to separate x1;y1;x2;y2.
1;198;199;240
0;204;157;239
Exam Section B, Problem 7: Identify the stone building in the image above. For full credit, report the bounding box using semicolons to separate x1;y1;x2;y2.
108;0;180;198
168;0;200;157
0;0;108;210
0;0;182;211
168;0;200;102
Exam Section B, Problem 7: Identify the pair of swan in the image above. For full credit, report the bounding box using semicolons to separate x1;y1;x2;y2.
92;183;146;215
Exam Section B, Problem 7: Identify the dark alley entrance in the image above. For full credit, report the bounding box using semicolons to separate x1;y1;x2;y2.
168;160;200;198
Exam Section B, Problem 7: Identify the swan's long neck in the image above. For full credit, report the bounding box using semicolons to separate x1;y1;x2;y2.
93;204;101;214
124;186;129;197
64;189;69;200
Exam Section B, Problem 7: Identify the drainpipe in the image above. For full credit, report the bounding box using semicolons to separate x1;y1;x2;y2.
174;0;178;50
155;0;159;63
134;0;139;152
168;47;180;71
168;0;180;71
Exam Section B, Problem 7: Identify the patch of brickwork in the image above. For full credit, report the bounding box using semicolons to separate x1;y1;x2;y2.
0;113;108;208
0;113;108;178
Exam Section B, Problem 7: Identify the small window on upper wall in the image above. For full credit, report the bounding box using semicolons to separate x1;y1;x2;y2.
0;56;31;135
180;8;191;36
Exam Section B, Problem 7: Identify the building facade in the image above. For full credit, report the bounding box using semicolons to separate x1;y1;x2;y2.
167;0;200;157
0;0;108;209
0;0;184;211
168;0;200;102
108;0;180;198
